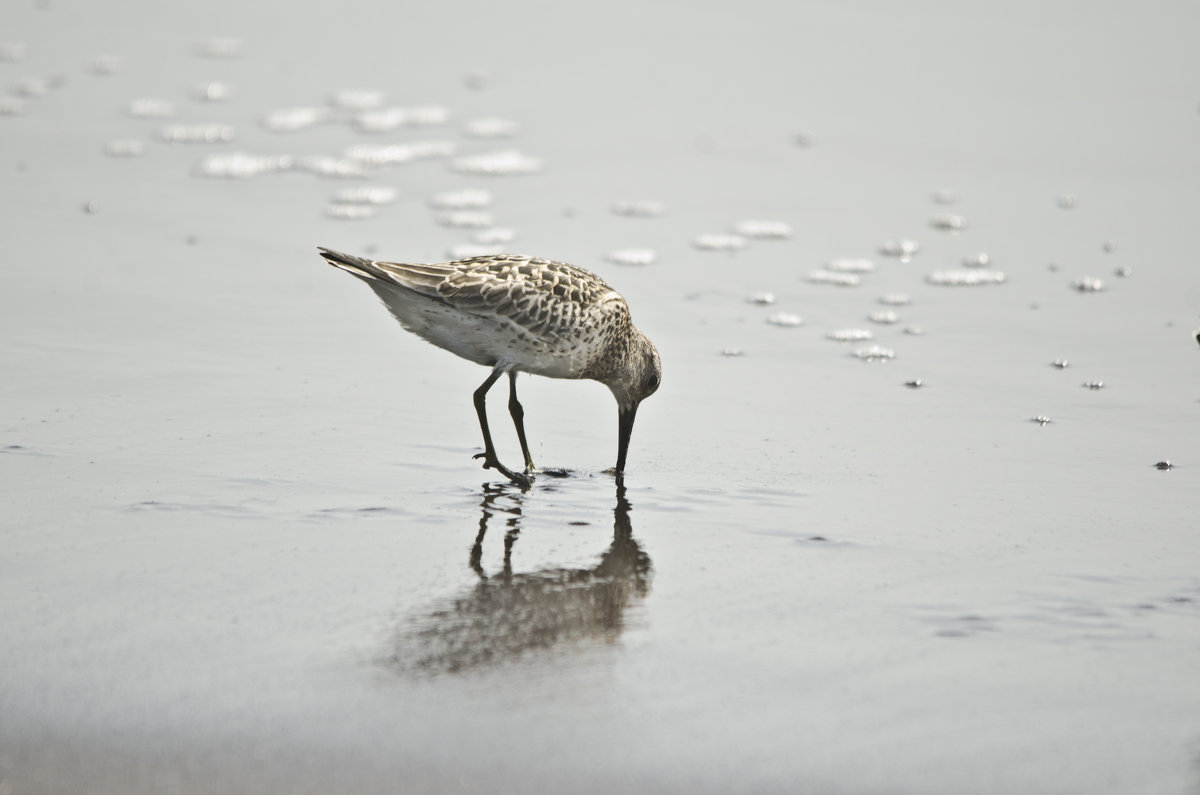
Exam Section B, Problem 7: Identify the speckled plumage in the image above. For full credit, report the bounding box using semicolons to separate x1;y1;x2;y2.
319;248;661;485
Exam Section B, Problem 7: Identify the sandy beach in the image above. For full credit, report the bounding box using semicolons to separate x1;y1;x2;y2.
2;1;1199;792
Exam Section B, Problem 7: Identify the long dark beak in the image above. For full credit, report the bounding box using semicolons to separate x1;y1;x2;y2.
615;403;639;474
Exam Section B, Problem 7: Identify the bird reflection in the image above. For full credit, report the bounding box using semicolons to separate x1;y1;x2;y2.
393;480;651;675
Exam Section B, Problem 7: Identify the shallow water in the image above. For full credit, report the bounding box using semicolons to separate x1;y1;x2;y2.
3;1;1200;793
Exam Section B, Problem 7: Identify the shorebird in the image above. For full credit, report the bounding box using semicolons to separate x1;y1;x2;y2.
319;248;661;487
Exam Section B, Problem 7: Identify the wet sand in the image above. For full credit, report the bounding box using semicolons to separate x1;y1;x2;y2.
2;1;1200;793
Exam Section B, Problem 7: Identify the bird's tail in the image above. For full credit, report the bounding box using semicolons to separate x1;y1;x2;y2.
318;247;388;282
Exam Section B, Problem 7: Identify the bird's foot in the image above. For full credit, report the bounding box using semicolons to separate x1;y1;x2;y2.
473;452;532;489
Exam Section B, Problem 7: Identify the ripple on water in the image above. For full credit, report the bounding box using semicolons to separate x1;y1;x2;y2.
452;149;543;176
926;269;1006;286
160;124;234;143
733;219;792;239
693;233;746;251
430;187;492;209
612;199;665;218
606;248;656;266
807;270;860;287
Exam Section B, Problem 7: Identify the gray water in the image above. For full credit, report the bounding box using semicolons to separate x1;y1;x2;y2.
2;1;1200;793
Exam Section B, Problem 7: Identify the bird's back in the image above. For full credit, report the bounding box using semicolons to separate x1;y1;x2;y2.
321;249;632;379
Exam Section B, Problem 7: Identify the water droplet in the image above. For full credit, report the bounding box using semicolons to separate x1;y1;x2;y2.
430;188;492;209
196;37;245;59
806;270;860;287
1057;193;1078;209
1052;359;1069;369
88;54;122;75
324;204;375;220
104;139;145;157
720;347;745;357
733;219;792;239
1115;266;1132;278
160;124;234;143
1082;380;1105;390
448;243;502;259
452;149;543;176
926;269;1006;286
192;81;234;102
436;210;493;229
261;106;330;132
766;312;803;327
746;292;775;305
693;233;746;251
606;248;656;266
329;89;385;110
905;379;923;389
332;185;397;205
879;238;920;260
612;199;665;218
1101;240;1117;253
827;258;875;273
962;252;990;268
463;117;519;138
930;213;967;232
1071;277;1105;293
192;152;291;178
1155;460;1173;470
826;328;873;342
347;140;455;166
82;200;99;214
472;227;515;245
126;97;175;118
1031;416;1052;425
0;96;26;116
854;345;894;361
869;310;899;325
0;42;29;62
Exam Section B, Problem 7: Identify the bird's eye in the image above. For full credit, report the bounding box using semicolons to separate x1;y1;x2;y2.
647;373;659;390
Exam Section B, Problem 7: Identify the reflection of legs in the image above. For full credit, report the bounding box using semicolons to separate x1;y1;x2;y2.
508;371;536;472
472;368;530;488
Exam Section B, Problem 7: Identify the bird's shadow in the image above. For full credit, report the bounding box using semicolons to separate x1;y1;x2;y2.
389;479;652;676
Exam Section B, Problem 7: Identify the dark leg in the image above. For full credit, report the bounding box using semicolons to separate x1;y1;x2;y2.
507;371;536;472
472;368;531;488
